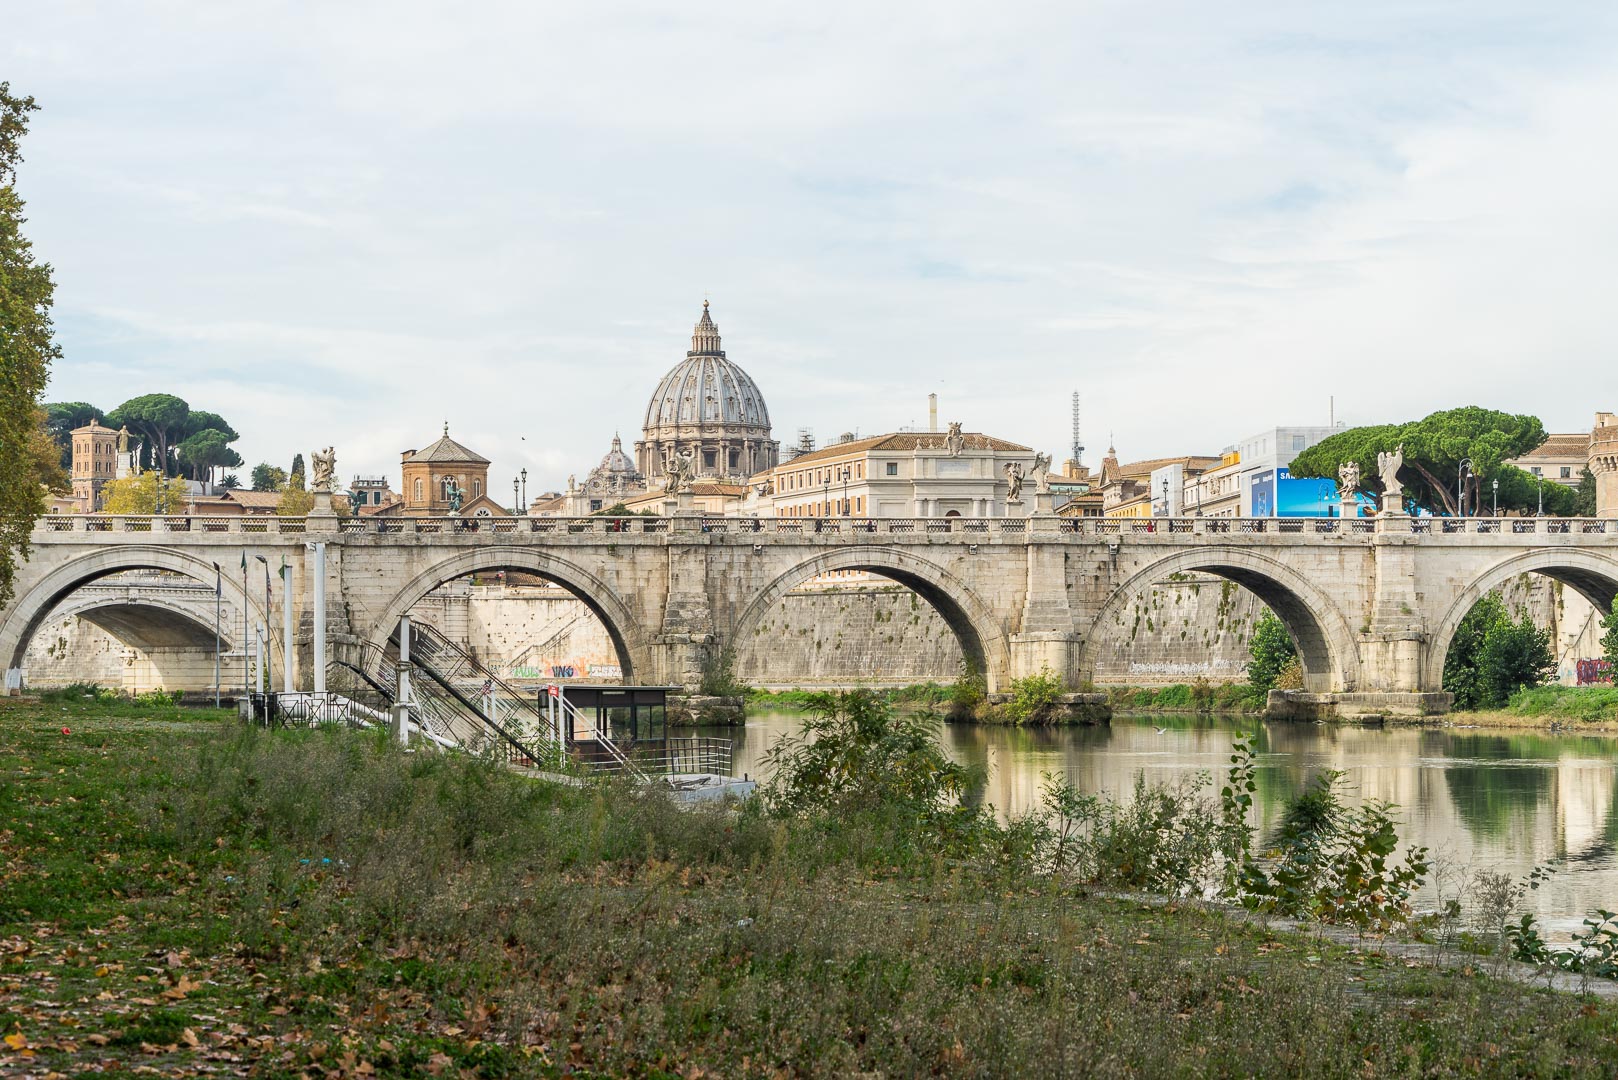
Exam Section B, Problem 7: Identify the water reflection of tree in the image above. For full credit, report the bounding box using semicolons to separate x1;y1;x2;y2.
1441;764;1553;838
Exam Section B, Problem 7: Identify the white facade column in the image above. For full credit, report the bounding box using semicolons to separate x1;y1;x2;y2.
280;564;294;694
310;541;327;693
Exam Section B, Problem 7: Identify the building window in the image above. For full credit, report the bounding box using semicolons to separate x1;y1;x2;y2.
473;479;482;498
703;450;716;469
1531;467;1542;476
1561;466;1572;478
729;450;739;469
886;462;898;476
414;478;423;502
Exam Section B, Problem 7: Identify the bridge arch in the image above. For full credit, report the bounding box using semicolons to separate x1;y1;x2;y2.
1425;549;1618;692
365;546;651;682
727;546;1012;691
1077;547;1362;693
50;591;240;651
0;546;269;674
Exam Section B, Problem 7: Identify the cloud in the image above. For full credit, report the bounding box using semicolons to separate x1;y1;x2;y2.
7;0;1617;483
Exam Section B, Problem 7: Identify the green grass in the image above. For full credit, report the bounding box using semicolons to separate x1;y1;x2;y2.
748;682;952;709
1;698;1616;1076
1502;683;1618;722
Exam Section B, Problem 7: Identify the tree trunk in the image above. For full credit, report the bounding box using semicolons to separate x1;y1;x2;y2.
1407;461;1457;515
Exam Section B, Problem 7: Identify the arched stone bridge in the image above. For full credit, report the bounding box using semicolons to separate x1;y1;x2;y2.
8;510;1618;715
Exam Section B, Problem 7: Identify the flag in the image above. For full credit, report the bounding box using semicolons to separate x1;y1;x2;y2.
240;551;247;572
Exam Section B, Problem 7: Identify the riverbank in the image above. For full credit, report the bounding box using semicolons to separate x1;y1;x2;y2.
4;698;1617;1075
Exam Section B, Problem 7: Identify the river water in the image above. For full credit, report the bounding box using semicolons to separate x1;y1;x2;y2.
693;710;1618;934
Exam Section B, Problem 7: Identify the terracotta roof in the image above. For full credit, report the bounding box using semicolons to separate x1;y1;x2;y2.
223;490;284;508
689;482;746;496
404;429;490;465
1514;435;1590;460
781;432;1032;467
1108;455;1221;481
70;420;117;434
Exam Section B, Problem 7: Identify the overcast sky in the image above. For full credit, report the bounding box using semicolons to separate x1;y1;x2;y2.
9;1;1617;491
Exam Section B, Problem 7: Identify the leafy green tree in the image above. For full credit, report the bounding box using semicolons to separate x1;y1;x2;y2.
1290;407;1565;516
1444;593;1555;709
105;393;189;476
277;479;313;516
218;473;241;490
43;401;100;469
101;471;190;515
1247;611;1297;692
0;84;60;605
289;453;306;489
1601;597;1618;672
1574;469;1597;517
250;463;287;492
176;428;242;481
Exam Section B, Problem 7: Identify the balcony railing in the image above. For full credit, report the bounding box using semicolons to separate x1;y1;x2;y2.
34;513;1616;539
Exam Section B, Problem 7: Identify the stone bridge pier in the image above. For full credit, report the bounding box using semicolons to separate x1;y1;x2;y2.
7;509;1618;717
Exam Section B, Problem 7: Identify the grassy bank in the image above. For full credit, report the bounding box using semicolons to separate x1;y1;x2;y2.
747;683;951;710
3;698;1618;1075
1454;684;1618;731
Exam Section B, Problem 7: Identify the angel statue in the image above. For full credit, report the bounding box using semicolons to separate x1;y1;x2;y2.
446;479;463;514
664;447;697;494
1031;452;1053;495
1337;460;1361;500
1376;444;1405;499
310;446;336;493
1004;460;1025;502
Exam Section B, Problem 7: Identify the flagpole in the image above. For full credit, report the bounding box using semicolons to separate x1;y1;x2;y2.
212;561;221;709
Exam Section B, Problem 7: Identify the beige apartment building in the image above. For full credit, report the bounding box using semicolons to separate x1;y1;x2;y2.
753;430;1034;518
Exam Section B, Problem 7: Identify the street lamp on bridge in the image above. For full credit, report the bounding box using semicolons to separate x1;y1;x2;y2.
1457;458;1475;517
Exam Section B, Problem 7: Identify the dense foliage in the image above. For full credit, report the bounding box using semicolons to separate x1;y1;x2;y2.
1443;593;1556;710
100;471;193;515
0;84;60;606
1289;406;1578;516
1603;596;1618;670
1246;610;1297;692
43;394;243;480
250;462;287;491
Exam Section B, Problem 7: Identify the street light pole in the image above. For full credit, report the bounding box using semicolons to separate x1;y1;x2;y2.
513;476;519;514
842;467;849;516
1457;458;1475;517
520;468;527;513
1492;478;1499;517
1538;475;1544;517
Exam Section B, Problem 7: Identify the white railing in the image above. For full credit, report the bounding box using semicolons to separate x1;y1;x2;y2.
34;513;1616;539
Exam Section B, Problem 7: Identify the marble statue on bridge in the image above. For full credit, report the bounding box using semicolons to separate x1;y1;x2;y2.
664;447;697;494
1004;460;1025;503
311;447;336;494
1031;452;1053;495
1337;460;1360;499
1377;444;1405;499
944;422;965;458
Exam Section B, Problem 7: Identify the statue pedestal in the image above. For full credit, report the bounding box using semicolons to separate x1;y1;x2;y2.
1339;496;1359;521
662;497;679;518
308;490;338;531
1034;492;1054;515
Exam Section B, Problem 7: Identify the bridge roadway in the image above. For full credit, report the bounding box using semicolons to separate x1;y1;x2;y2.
7;508;1618;715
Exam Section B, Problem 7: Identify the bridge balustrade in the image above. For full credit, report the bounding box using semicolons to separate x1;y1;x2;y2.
32;513;1618;540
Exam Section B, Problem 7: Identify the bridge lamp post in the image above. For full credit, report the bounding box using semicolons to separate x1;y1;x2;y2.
1457;458;1475;517
1537;475;1544;517
520;469;527;514
512;476;520;515
1492;478;1499;517
822;476;830;520
841;467;850;516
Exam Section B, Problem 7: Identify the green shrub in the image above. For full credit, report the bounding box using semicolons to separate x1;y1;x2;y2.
698;647;748;697
1002;667;1064;724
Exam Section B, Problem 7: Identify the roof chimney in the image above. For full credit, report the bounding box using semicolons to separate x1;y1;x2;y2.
928;393;938;433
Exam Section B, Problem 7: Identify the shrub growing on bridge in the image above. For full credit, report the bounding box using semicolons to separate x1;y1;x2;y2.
1246;611;1297;693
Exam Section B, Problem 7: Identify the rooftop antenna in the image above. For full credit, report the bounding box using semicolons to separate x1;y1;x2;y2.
1070;391;1085;466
